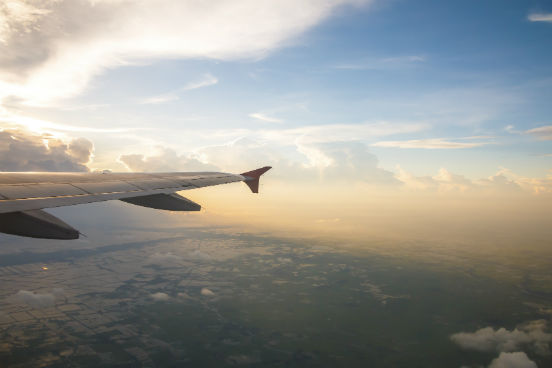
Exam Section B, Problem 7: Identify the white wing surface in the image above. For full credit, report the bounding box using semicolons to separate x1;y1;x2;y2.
0;167;271;240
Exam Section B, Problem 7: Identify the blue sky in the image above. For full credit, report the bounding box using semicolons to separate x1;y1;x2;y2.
0;0;551;184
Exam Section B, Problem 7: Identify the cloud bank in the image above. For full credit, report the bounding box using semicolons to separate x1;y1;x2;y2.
0;126;93;171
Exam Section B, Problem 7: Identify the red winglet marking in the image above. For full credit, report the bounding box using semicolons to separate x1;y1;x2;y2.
240;166;272;193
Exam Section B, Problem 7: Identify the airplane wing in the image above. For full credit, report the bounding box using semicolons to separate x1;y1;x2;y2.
0;166;271;240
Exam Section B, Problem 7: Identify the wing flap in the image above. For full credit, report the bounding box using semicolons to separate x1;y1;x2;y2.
0;210;79;240
0;183;87;199
120;193;201;211
71;181;140;194
0;170;257;215
125;178;181;190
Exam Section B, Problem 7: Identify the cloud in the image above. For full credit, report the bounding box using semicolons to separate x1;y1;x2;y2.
180;73;218;91
373;138;489;149
249;113;283;124
140;93;179;105
525;125;552;140
261;121;428;144
304;141;399;183
119;147;218;172
0;112;132;134
528;13;552;22
450;320;552;356
200;288;215;296
192;137;399;184
394;166;548;194
151;292;170;301
16;290;55;308
139;74;218;104
488;168;552;195
488;352;537;368
0;0;371;105
335;55;426;70
0;126;93;171
148;252;182;265
189;249;212;262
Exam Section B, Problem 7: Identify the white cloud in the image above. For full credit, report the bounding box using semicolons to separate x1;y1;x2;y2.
528;13;552;22
373;138;489;149
261;121;428;144
140;74;218;104
525;125;552;140
200;288;215;296
0;112;132;134
140;93;179;105
181;73;218;91
249;113;283;124
335;55;426;70
151;292;170;301
0;0;371;105
488;352;537;368
119;147;218;172
451;320;552;356
16;290;55;308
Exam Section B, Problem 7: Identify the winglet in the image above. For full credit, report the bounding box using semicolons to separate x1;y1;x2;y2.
240;166;272;193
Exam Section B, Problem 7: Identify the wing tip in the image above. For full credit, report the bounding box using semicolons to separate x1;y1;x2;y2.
240;166;272;193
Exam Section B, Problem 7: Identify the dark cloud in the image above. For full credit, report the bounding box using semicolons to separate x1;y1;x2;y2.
0;127;93;171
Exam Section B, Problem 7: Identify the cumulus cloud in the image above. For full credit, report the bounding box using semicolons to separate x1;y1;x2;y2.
488;352;537;368
16;290;56;308
200;288;215;296
304;141;399;184
0;126;93;171
118;136;397;184
151;292;170;301
0;0;371;105
525;125;552;141
451;320;552;356
119;147;218;172
117;135;552;194
193;137;399;184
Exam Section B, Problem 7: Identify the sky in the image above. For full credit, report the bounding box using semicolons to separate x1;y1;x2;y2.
0;0;551;241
